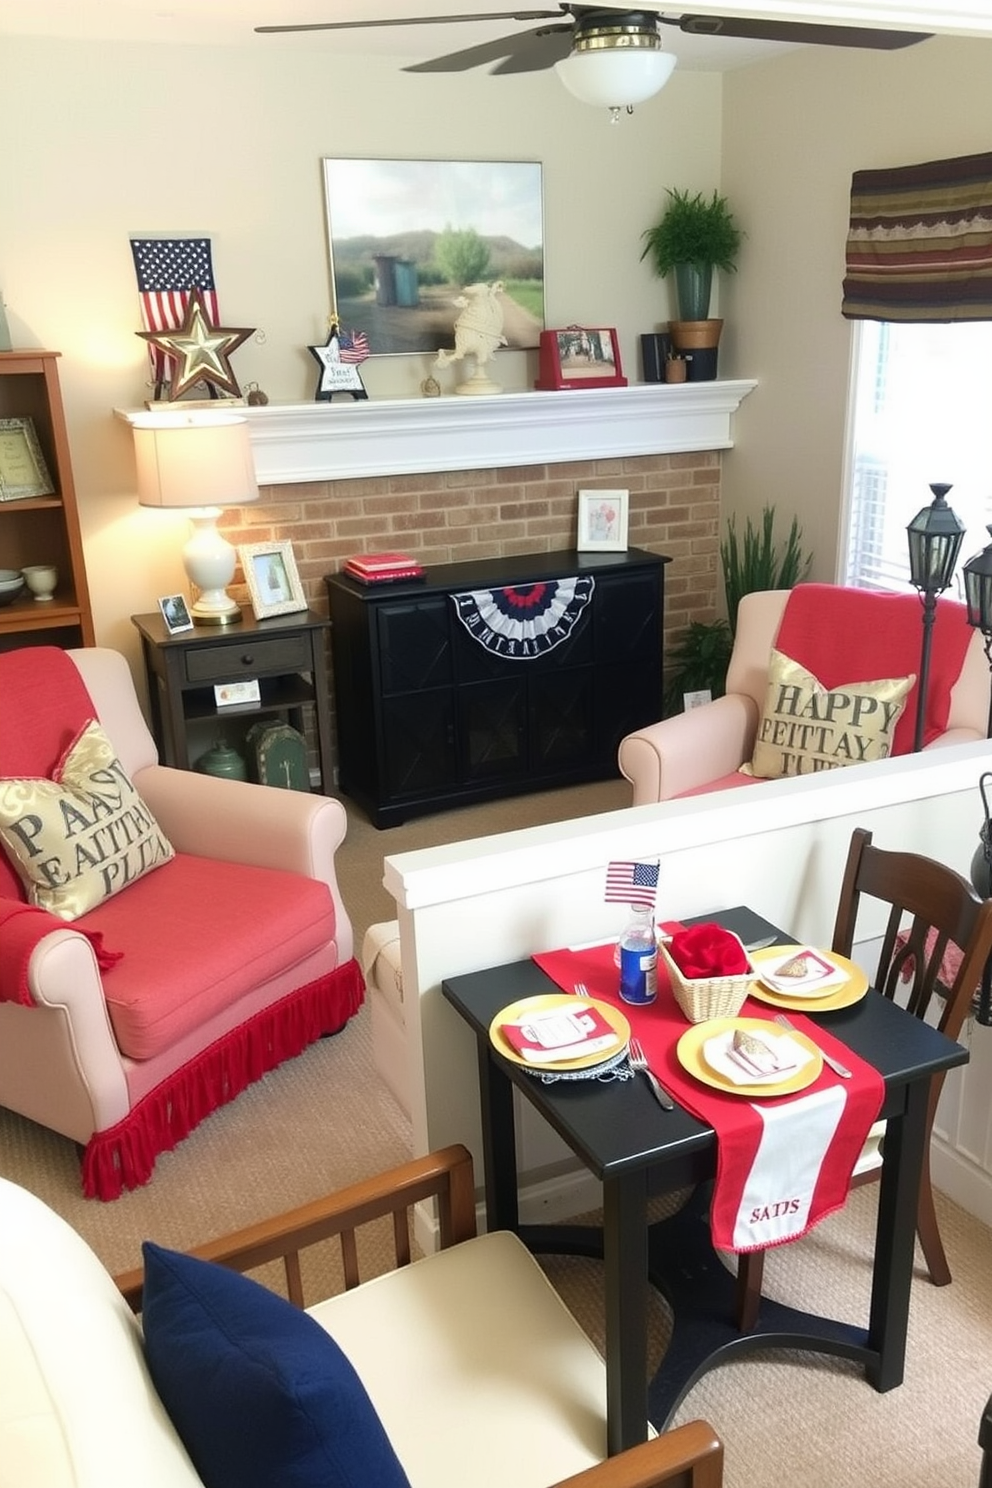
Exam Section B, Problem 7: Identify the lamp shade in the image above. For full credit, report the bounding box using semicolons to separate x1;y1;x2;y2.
555;46;676;108
132;411;258;512
963;526;992;635
906;482;965;596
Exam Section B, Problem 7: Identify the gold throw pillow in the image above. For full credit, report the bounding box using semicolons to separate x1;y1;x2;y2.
742;649;915;781
0;718;174;920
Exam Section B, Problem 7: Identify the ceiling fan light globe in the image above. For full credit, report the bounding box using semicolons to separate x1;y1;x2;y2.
554;47;676;108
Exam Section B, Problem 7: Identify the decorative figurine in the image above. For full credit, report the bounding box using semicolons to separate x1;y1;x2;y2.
435;281;506;396
309;317;370;401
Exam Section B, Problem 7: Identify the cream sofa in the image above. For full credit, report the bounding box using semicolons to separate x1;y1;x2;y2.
618;588;989;807
0;1148;724;1488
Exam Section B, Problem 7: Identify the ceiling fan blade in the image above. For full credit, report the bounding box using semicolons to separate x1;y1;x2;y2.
255;9;566;36
403;24;566;74
674;14;930;50
486;26;575;73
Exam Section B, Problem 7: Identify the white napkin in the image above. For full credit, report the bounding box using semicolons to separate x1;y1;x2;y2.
758;947;848;998
703;1028;814;1087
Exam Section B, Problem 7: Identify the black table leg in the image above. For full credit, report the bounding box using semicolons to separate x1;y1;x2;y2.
867;1078;928;1390
603;1168;651;1454
477;1042;519;1232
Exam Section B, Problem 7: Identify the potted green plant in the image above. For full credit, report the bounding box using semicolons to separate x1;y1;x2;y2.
664;504;811;714
640;188;743;376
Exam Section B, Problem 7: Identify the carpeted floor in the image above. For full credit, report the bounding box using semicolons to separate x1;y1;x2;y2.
3;776;991;1487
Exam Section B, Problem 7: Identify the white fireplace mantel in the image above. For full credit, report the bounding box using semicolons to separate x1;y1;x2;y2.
232;380;757;485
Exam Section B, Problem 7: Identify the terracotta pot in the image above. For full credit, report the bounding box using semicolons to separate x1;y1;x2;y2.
669;318;724;351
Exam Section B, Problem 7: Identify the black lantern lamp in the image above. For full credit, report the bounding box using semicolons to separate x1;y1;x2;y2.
962;524;992;740
906;482;966;752
963;532;992;1026
968;771;992;1026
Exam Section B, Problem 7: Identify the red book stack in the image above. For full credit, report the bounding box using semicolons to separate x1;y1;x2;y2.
343;552;425;585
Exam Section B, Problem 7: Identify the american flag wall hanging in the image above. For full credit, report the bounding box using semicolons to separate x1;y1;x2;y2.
451;577;595;660
130;237;220;392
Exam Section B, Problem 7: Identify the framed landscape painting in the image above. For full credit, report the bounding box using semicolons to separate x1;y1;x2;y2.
322;157;545;357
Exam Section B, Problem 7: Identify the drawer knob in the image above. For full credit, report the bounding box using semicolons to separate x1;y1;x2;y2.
240;653;254;666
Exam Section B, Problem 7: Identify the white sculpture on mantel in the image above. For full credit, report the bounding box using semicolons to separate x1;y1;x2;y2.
435;280;507;395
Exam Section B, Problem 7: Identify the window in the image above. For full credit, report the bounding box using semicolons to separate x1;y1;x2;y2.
843;320;992;593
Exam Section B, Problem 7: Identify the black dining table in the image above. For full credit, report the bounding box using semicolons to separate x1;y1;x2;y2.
441;905;970;1456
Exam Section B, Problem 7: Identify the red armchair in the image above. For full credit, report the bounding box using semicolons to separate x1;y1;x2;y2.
0;646;361;1198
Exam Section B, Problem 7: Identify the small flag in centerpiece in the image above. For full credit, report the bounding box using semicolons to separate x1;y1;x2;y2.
605;860;659;907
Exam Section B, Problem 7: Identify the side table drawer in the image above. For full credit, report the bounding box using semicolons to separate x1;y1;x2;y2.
184;634;310;683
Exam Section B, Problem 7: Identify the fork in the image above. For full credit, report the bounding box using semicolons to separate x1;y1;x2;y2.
628;1036;675;1110
773;1012;852;1079
574;982;590;999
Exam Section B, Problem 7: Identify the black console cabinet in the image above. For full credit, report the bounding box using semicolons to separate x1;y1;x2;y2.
325;547;667;828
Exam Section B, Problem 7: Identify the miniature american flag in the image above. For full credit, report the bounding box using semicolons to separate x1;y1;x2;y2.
604;860;659;907
338;330;370;364
130;237;220;386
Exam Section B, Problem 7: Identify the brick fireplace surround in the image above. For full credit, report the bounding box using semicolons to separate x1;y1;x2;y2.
175;381;756;780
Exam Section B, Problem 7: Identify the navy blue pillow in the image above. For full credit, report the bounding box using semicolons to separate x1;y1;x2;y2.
140;1241;411;1488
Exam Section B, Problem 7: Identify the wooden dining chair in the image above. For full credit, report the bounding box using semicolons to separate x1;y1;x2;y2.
736;825;992;1329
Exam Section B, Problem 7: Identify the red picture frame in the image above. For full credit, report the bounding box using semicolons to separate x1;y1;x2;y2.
535;326;626;391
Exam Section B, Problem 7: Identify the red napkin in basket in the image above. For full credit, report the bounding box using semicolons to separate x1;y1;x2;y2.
667;923;748;978
532;930;884;1253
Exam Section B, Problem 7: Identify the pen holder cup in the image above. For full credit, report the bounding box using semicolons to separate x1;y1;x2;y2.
658;935;754;1023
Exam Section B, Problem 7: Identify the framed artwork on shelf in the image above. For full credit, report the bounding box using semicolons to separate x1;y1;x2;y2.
576;489;629;553
0;416;55;502
238;540;307;620
321;156;545;356
535;327;627;390
158;593;194;634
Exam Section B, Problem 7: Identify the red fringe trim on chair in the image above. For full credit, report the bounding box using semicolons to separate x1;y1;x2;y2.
81;958;364;1201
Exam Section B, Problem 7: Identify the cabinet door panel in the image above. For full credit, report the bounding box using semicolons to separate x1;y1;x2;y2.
529;668;594;772
457;680;526;782
378;599;452;694
595;571;663;665
382;691;456;798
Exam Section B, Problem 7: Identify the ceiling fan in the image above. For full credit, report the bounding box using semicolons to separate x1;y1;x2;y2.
254;6;933;74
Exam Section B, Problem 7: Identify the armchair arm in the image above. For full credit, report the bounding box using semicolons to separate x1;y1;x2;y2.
115;1144;477;1310
618;693;759;806
550;1421;723;1488
134;764;347;881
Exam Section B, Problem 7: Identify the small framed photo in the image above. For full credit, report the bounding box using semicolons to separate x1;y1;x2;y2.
535;326;627;391
576;489;629;553
158;592;194;634
0;416;55;502
239;540;307;620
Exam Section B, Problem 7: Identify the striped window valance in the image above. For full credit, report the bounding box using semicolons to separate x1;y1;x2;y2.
842;151;992;322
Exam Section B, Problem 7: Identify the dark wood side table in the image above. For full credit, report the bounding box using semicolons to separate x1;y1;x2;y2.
131;609;334;792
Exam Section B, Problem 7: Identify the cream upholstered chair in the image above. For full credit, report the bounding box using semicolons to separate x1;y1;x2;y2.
618;588;989;807
0;1145;724;1488
0;646;361;1199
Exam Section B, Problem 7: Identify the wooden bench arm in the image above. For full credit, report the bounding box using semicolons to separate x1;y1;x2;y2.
550;1420;724;1488
115;1144;477;1310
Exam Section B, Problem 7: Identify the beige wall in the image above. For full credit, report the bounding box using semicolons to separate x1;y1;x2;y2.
719;32;992;583
4;28;990;669
0;34;722;667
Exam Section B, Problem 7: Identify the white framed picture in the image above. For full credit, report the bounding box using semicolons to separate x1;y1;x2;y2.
238;540;307;620
576;489;629;553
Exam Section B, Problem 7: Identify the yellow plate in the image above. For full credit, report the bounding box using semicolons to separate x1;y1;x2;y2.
676;1016;823;1098
489;993;630;1072
747;946;869;1012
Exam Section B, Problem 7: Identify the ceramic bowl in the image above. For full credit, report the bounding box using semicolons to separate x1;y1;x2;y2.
0;568;25;606
21;564;58;602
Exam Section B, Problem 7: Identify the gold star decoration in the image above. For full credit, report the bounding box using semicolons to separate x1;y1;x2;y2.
136;289;255;400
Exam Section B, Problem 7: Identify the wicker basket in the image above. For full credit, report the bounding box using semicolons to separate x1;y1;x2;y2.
658;933;754;1023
